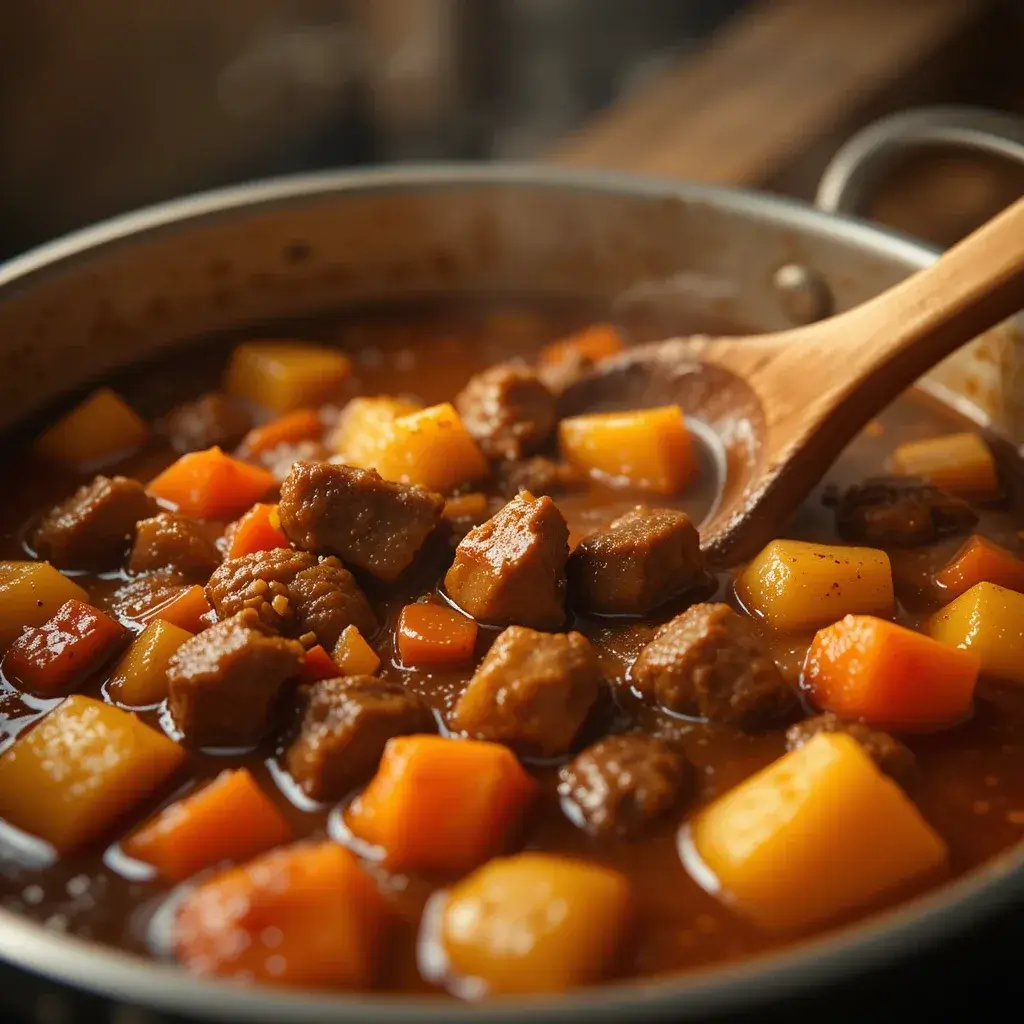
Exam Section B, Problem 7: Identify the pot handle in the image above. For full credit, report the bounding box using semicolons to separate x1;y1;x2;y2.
815;105;1024;216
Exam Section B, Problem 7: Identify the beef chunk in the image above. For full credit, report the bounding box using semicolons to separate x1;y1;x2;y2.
786;712;916;785
33;475;158;570
278;461;443;581
128;512;221;580
828;475;977;547
449;625;600;756
454;363;557;460
630;603;797;727
445;492;568;629
286;677;434;800
161;392;250;454
206;548;375;647
558;733;693;838
497;456;586;499
167;609;304;746
568;507;705;615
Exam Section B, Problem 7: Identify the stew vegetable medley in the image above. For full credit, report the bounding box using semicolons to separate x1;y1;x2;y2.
0;303;1022;997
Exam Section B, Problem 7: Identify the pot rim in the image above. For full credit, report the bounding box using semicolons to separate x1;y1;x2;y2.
1;162;1019;1023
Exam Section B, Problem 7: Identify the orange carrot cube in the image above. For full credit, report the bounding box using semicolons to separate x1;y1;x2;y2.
397;603;478;668
240;409;324;457
935;534;1024;601
302;645;340;682
226;502;289;559
332;625;381;676
148;447;276;520
538;323;624;368
138;585;212;634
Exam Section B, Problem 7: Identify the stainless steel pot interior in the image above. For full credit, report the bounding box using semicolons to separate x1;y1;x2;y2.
0;158;1022;1022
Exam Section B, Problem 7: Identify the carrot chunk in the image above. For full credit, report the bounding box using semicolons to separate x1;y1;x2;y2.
107;618;193;708
2;600;127;697
889;432;999;499
124;768;292;882
226;502;288;559
174;840;388;987
538;323;624;368
801;614;978;730
34;387;149;469
225;341;352;414
147;447;276;520
345;735;537;873
240;409;323;457
302;644;340;682
138;584;212;634
332;625;381;676
935;535;1024;601
397;603;478;668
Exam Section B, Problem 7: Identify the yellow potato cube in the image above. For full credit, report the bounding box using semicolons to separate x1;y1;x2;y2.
33;388;149;469
438;853;631;994
0;696;186;852
889;432;999;499
331;395;423;465
225;340;352;414
926;581;1024;685
736;539;894;632
688;733;947;933
0;561;88;651
333;625;381;676
559;405;695;495
106;618;194;707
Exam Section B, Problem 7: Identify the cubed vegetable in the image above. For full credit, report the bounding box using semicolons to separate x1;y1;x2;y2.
802;614;978;729
889;432;999;499
345;735;537;873
137;584;212;634
0;695;186;851
332;625;381;676
147;447;276;520
438;853;631;994
689;732;948;933
0;561;88;651
174;840;388;987
934;535;1024;601
226;502;288;559
397;603;478;668
330;395;423;465
106;618;193;707
33;387;148;468
442;492;489;525
538;323;624;369
302;644;340;682
123;768;292;881
225;341;352;414
2;600;127;697
559;405;695;495
240;408;324;456
736;539;894;632
927;581;1024;686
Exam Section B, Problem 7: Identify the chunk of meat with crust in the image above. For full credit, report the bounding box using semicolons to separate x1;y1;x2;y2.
286;676;434;801
278;462;443;582
568;506;705;615
33;475;159;570
161;392;251;454
630;603;797;727
558;733;693;838
786;712;916;785
449;625;601;757
827;475;977;547
454;362;557;460
167;609;304;746
445;492;568;629
128;512;221;580
496;456;586;499
206;548;375;647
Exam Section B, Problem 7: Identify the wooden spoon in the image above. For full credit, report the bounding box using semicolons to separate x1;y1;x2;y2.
562;195;1024;566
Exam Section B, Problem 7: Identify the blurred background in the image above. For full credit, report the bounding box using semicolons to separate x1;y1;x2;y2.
2;0;1024;261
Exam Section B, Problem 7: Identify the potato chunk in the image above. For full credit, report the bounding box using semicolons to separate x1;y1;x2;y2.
0;696;185;851
332;625;381;677
107;618;194;707
33;387;148;468
330;396;422;465
437;853;631;994
688;733;948;933
889;432;998;499
0;561;88;651
927;581;1024;686
736;539;893;632
225;341;352;414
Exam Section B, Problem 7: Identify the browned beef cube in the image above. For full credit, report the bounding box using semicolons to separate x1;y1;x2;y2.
558;733;693;838
161;392;251;454
33;475;158;570
286;676;434;800
496;456;586;499
278;462;444;581
786;712;916;785
568;507;704;615
827;475;977;547
206;547;375;646
445;492;568;629
449;625;600;756
630;603;797;727
454;363;557;460
167;609;304;746
128;512;221;580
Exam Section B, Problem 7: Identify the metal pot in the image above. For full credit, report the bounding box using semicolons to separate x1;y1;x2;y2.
0;106;1023;1024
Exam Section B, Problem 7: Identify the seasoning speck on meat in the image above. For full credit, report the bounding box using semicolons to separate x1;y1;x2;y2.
128;512;221;580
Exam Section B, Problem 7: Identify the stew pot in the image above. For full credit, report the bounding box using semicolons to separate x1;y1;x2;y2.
1;106;1023;1023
